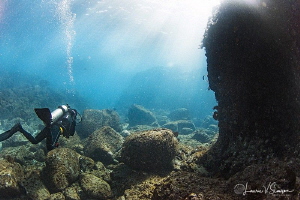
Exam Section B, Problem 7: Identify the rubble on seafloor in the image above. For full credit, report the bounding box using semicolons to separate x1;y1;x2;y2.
0;105;299;200
0;103;226;200
1;69;300;199
1;73;300;199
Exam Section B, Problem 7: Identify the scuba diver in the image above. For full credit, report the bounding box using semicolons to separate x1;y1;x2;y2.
0;104;80;151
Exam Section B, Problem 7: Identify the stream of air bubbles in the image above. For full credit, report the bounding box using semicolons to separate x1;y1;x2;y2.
56;0;76;93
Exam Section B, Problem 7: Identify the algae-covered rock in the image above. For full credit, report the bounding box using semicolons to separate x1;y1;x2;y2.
0;145;45;165
123;175;166;199
49;192;65;200
227;159;298;199
79;155;95;172
84;126;123;165
128;104;158;127
79;155;111;183
80;173;112;199
22;170;50;200
63;186;80;200
78;109;122;138
0;158;24;198
152;171;232;200
120;128;178;171
43;148;80;192
91;162;111;183
192;130;212;143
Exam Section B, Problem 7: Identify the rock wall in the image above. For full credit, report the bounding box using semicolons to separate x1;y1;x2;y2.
201;0;300;176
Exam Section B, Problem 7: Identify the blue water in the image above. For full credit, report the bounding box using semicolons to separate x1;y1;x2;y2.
0;0;217;119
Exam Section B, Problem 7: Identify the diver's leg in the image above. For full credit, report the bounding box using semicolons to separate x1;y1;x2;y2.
46;125;61;150
18;126;48;144
0;123;23;141
0;123;48;147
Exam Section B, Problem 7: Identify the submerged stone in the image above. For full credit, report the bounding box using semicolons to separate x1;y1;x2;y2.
128;104;158;127
84;126;123;165
192;130;212;143
163;120;195;135
0;158;24;198
78;109;122;138
43;148;80;192
49;192;65;200
168;108;190;121
120;128;178;171
22;170;50;200
64;186;80;200
80;173;112;199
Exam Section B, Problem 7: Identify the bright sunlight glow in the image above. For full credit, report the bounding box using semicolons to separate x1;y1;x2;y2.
73;0;221;72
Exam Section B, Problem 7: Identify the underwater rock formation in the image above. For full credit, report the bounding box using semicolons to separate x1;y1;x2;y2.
192;129;211;143
0;158;24;198
226;158;299;199
63;187;81;200
88;161;111;183
84;126;123;165
43;148;81;192
23;170;51;200
79;173;112;199
78;109;122;138
0;145;45;165
168;108;190;121
152;171;232;200
163;120;196;135
128;104;158;127
120;128;178;171
201;0;300;176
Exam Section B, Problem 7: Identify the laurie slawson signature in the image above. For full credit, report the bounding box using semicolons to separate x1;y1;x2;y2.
234;182;295;196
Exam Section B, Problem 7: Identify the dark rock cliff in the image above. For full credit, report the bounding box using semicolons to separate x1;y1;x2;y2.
201;0;300;177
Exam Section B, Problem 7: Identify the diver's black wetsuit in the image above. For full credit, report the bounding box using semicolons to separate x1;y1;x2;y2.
0;123;61;150
0;105;78;151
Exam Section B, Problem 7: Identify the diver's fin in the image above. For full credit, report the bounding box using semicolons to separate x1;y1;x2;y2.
34;108;52;125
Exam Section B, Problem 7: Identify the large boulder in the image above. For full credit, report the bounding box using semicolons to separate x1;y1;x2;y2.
64;187;81;200
192;129;212;143
78;109;122;138
43;148;81;192
22;170;50;200
0;158;24;198
120;128;178;171
163;120;196;135
201;0;300;177
80;173;112;199
128;104;158;127
84;126;123;165
168;108;190;121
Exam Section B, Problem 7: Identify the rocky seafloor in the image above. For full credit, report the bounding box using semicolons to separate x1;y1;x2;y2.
0;103;300;200
0;102;221;200
0;73;300;200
